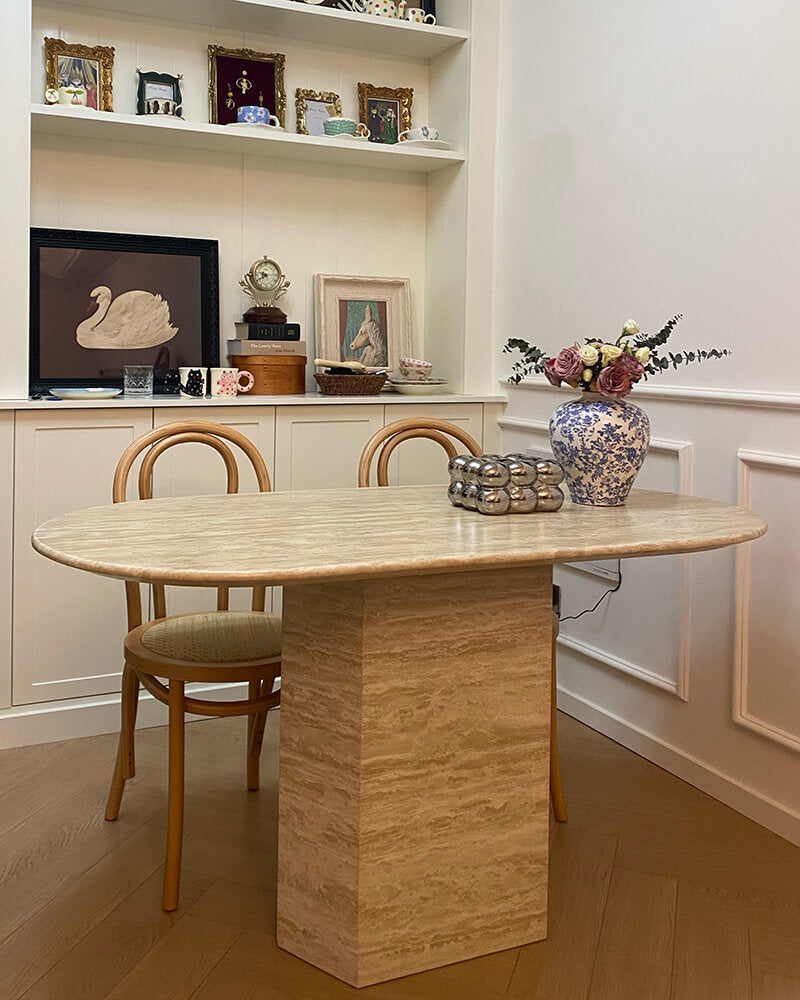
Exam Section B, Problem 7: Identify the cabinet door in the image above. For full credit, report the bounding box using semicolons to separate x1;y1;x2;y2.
152;407;277;616
274;405;384;491
381;403;484;485
13;409;153;705
0;414;13;709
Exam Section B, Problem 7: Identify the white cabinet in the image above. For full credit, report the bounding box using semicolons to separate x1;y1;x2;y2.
274;404;384;491
380;403;484;485
151;407;277;616
13;409;152;705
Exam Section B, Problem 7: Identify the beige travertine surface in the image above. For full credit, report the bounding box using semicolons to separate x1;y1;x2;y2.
32;486;767;587
277;567;553;987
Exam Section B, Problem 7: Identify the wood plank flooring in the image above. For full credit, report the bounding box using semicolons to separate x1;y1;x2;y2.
1;710;799;999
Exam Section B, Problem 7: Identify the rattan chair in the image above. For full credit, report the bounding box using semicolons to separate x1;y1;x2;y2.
104;421;282;910
358;417;567;822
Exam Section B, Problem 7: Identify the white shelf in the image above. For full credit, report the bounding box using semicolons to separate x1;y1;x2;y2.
31;106;465;174
59;0;469;60
0;393;506;410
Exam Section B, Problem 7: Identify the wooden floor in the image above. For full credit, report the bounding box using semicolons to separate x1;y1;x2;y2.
1;711;800;1000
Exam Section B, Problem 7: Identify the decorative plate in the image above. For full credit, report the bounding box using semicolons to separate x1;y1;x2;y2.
388;379;450;395
399;139;451;150
48;387;123;400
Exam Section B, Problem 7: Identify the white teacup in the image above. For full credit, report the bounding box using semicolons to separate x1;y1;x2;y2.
179;366;207;397
399;125;440;142
209;367;255;396
404;7;436;23
363;0;397;16
399;357;433;380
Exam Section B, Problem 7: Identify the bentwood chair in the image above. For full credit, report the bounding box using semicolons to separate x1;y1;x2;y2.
358;417;568;822
105;421;282;910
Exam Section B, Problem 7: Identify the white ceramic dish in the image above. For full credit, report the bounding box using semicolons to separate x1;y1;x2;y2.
388;379;450;395
224;122;285;134
44;104;99;115
48;387;123;400
399;139;452;150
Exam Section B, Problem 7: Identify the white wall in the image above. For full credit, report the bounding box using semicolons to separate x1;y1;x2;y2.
496;0;800;843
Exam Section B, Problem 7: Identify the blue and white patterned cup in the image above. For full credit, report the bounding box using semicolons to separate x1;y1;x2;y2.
236;105;280;126
399;125;440;142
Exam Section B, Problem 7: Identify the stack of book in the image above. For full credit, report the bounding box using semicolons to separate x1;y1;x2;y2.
228;321;305;360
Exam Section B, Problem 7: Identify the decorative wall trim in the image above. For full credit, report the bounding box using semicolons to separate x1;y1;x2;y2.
499;414;692;699
507;377;800;411
557;686;800;848
735;449;800;752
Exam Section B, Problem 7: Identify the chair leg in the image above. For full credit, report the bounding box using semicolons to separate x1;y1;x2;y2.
105;663;140;822
550;617;568;823
163;679;185;912
247;679;263;791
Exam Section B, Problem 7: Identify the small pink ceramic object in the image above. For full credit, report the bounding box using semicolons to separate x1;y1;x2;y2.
399;357;433;381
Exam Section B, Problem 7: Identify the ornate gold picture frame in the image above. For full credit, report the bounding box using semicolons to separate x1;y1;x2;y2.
208;45;286;127
357;82;413;144
295;88;342;136
44;37;114;112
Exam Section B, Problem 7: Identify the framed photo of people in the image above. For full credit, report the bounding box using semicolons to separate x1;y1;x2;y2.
315;275;412;372
44;37;114;111
357;83;413;144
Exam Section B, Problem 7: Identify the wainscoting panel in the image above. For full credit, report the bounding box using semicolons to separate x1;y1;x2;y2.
735;450;800;751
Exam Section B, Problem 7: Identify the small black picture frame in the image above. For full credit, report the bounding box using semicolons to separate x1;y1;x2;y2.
136;70;183;116
30;228;219;395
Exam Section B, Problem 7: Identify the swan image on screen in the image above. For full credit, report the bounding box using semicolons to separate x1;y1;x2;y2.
76;285;179;349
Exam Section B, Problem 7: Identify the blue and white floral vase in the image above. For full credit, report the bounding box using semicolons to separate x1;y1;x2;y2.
549;392;650;506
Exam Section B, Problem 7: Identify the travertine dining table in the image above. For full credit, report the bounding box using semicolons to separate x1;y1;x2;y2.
33;485;766;988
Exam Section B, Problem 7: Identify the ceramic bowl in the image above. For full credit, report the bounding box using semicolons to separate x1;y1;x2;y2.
398;358;433;380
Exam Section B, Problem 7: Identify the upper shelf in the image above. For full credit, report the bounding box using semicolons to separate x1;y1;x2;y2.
31;106;465;174
60;0;470;60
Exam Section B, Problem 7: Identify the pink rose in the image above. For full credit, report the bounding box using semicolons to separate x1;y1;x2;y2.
543;357;562;386
618;351;645;381
596;363;633;399
551;346;583;381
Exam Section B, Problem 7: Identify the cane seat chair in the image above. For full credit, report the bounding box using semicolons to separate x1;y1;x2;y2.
104;421;282;910
358;417;567;822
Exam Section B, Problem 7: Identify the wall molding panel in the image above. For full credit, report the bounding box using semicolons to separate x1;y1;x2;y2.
508;378;800;411
499;414;693;700
735;449;800;752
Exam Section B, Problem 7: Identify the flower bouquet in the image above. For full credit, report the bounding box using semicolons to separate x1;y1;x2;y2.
504;315;729;398
503;316;729;506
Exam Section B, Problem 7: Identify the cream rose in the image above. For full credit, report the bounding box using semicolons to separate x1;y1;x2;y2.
600;343;623;365
582;367;594;382
622;319;640;336
635;347;650;364
579;344;599;365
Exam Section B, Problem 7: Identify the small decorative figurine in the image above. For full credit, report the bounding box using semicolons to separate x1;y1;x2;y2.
239;255;291;323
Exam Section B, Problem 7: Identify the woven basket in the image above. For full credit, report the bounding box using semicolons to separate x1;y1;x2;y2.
314;372;388;395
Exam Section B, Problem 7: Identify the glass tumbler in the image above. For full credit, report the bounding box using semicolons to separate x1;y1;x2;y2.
123;365;154;397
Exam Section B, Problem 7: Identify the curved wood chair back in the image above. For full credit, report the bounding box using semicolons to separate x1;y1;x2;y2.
113;421;271;628
358;417;482;487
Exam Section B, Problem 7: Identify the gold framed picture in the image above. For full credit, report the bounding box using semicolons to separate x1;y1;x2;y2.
295;88;342;136
357;82;413;144
44;37;115;112
208;45;286;127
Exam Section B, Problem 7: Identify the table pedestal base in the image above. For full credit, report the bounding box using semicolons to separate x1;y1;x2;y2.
277;566;552;987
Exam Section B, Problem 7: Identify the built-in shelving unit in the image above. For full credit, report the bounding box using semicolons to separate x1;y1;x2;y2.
58;0;469;59
31;105;465;173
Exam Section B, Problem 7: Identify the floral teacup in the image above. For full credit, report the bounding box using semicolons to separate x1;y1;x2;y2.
399;358;433;380
237;105;280;126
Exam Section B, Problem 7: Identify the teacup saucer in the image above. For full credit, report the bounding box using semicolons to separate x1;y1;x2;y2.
329;133;369;142
399;139;451;150
224;122;285;133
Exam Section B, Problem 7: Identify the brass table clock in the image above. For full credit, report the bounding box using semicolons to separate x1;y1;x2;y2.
240;255;290;323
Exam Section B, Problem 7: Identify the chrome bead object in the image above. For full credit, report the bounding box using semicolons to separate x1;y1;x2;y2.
446;453;565;515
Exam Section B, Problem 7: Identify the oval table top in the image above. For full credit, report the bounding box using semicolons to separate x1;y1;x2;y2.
32;485;767;588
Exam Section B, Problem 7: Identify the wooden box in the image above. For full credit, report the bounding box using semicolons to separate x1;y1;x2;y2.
231;355;306;395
